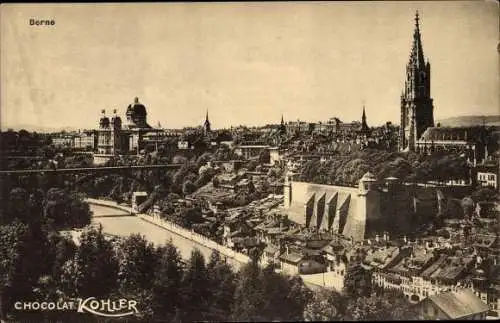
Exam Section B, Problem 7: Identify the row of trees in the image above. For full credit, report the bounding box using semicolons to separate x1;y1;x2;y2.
1;223;311;322
1;186;91;230
300;150;470;186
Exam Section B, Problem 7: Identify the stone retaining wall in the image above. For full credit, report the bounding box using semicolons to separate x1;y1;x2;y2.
85;198;336;289
85;198;133;214
138;213;251;266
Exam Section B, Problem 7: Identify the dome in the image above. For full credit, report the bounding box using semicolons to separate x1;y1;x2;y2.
125;97;150;129
126;97;147;118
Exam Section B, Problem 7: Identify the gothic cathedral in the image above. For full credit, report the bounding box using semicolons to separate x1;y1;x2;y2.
399;11;434;152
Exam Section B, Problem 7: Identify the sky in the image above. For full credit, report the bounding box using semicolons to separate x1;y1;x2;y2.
1;2;498;130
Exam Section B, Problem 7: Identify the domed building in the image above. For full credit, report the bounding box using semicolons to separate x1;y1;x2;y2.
94;97;163;164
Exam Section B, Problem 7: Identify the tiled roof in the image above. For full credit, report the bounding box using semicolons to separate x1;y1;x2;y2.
473;234;497;248
279;251;303;264
419;127;482;142
366;246;400;270
306;239;330;250
433;263;464;282
428;289;489;319
264;244;279;255
422;255;448;279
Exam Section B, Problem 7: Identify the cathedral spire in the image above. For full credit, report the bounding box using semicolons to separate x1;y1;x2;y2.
410;10;425;69
279;113;286;135
203;109;211;133
360;104;369;133
399;11;434;152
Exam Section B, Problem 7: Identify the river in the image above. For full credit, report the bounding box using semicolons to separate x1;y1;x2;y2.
88;203;332;289
89;203;230;266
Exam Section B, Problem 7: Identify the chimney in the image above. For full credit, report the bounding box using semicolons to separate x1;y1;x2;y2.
404;236;408;244
285;245;289;255
375;234;380;243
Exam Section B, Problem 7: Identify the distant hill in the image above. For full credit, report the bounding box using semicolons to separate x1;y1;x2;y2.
0;124;78;133
436;115;500;127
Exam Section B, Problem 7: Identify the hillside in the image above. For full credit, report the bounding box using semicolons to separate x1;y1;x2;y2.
437;115;500;127
1;124;78;133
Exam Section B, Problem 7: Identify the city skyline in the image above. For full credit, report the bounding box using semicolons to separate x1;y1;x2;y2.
1;2;498;131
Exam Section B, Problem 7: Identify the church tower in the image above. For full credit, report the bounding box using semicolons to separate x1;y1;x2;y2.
279;114;286;135
203;110;211;134
399;11;434;152
359;105;370;135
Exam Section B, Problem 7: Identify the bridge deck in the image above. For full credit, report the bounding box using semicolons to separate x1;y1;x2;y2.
0;164;182;175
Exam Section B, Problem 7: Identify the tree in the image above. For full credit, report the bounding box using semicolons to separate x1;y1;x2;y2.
152;242;183;322
231;261;266;321
300;160;320;182
49;232;77;280
195;166;215;188
344;292;419;321
0;222;44;320
285;276;312;321
196;152;214;169
472;187;498;203
212;176;220;188
259;267;310;321
304;289;346;321
44;188;91;229
116;234;157;294
181;207;203;229
246;160;259;171
259;266;288;320
65;225;118;297
6;188;30;224
206;250;236;321
258;150;270;164
179;249;210;321
182;180;196;195
343;263;372;298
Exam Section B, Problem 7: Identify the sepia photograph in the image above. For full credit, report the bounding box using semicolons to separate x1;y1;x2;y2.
0;1;499;322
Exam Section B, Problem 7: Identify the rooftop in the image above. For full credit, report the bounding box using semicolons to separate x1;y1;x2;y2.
279;251;304;264
428;289;489;319
390;246;434;275
264;244;279;255
365;246;401;270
